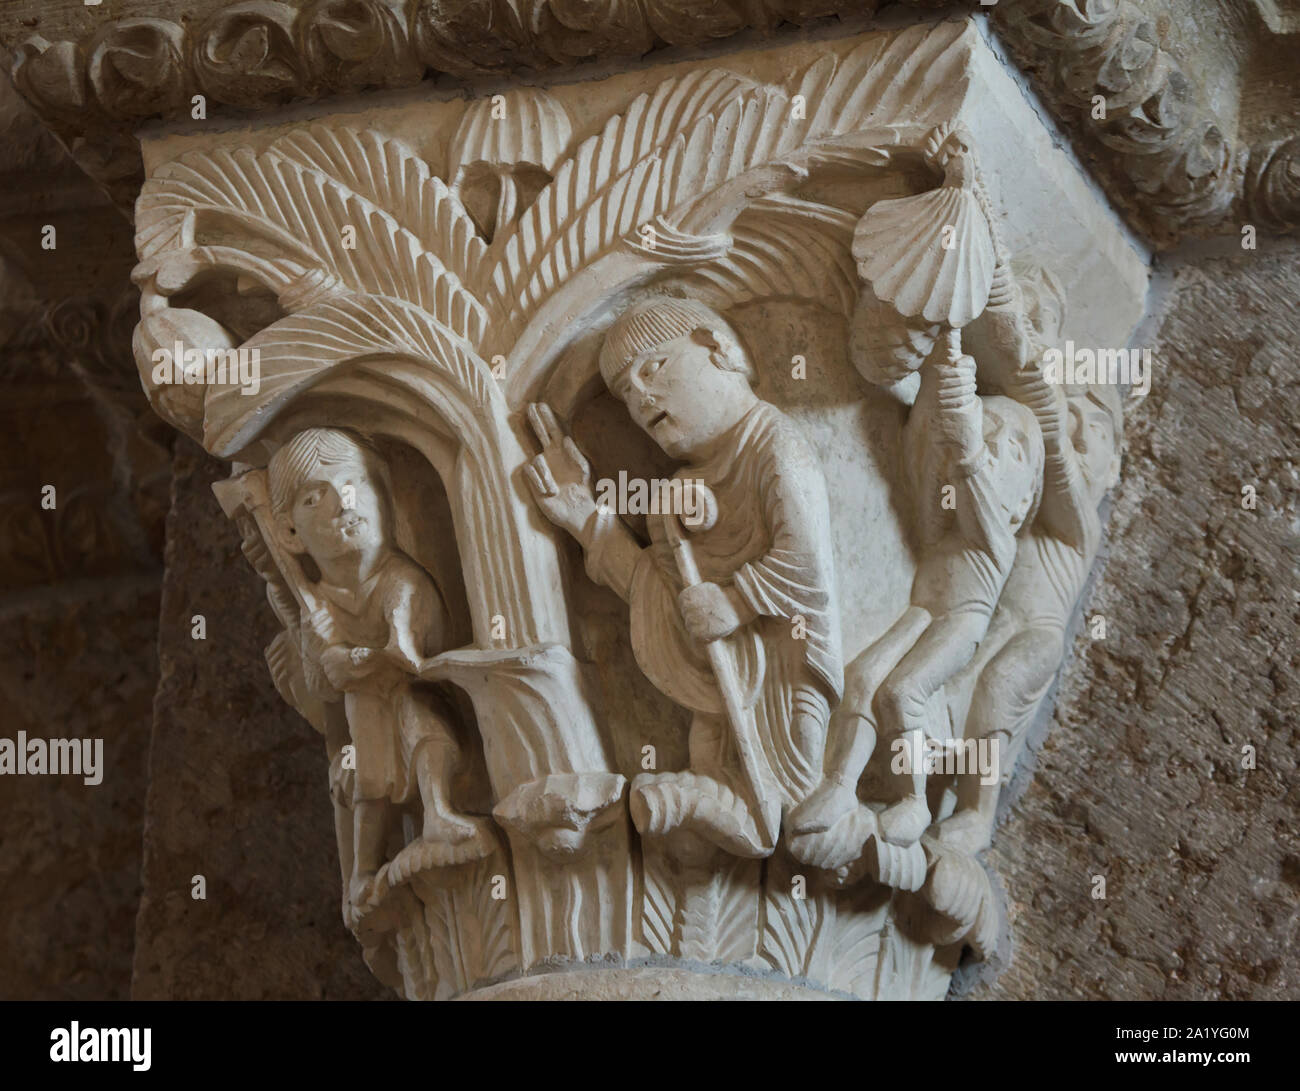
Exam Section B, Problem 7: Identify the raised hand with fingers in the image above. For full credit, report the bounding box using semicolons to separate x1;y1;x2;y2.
524;401;598;542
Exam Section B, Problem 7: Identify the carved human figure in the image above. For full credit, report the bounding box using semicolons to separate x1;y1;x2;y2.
794;330;1043;850
267;428;480;912
936;310;1122;854
524;297;842;855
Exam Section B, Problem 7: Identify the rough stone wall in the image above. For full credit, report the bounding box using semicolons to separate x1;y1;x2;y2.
0;263;169;1002
0;581;160;999
977;238;1300;1000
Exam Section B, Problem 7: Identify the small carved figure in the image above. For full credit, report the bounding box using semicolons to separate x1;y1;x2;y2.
267;428;482;912
795;331;1043;849
525;297;843;855
938;289;1122;853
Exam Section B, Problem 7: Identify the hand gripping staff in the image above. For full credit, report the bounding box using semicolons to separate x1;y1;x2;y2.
666;482;778;853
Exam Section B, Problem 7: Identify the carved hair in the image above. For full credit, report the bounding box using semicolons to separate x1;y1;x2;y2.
268;427;386;516
598;297;755;388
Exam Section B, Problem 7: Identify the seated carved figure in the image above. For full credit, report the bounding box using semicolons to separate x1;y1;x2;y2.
267;428;481;915
794;331;1043;852
525;297;842;856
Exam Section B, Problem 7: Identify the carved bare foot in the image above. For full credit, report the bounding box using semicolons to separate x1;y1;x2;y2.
878;794;931;846
788;780;858;836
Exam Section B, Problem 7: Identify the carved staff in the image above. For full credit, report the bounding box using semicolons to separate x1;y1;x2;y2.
666;487;777;851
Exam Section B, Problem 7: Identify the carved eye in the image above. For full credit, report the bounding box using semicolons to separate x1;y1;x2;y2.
643;358;664;377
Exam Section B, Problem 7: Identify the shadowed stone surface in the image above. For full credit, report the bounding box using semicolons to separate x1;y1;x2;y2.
0;581;159;1000
131;438;389;999
977;239;1300;1000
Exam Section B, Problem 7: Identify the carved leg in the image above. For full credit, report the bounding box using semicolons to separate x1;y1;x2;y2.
792;605;932;837
350;797;389;906
945;626;1061;852
875;609;990;845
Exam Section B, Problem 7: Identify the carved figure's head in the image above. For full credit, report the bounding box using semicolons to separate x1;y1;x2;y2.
269;428;390;567
1068;384;1122;494
598;298;756;459
983;400;1045;534
1016;262;1066;349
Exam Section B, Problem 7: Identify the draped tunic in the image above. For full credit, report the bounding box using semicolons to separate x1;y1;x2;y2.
607;402;844;799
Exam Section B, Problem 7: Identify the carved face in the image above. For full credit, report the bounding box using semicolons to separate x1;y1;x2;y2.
282;459;385;565
1071;400;1120;491
607;330;750;459
939;131;972;162
984;413;1042;533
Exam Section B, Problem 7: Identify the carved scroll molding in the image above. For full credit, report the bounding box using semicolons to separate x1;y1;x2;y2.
3;1;1300;244
127;17;1147;999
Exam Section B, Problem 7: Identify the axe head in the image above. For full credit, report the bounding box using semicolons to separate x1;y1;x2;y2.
212;468;271;520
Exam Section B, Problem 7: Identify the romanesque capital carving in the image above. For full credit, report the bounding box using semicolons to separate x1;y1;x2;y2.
125;16;1147;999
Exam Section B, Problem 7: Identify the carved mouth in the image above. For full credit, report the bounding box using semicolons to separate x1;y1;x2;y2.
648;410;669;429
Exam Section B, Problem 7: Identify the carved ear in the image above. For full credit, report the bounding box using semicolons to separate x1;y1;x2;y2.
273;511;307;556
689;326;720;352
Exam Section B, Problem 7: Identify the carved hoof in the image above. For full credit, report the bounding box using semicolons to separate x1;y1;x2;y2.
630;772;771;859
788;805;927;892
919;839;998;957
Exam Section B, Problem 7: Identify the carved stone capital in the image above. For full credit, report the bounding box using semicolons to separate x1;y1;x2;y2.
110;14;1152;999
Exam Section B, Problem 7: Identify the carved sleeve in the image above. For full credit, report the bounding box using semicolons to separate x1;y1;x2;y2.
383;560;449;670
582;506;645;604
952;445;1012;563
